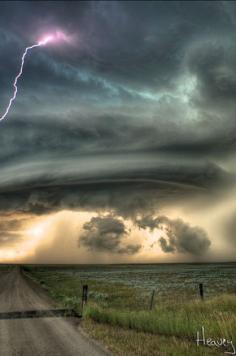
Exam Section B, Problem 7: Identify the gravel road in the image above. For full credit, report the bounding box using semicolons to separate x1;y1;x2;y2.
0;267;108;356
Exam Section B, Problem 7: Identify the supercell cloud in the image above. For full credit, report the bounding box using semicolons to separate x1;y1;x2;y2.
0;1;236;262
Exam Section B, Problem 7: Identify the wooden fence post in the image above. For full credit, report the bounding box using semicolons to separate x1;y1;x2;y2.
149;290;155;310
199;283;204;300
81;285;88;314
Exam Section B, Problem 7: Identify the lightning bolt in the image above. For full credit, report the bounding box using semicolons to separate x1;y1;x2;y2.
0;35;53;122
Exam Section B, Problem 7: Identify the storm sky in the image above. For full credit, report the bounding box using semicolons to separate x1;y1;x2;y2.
0;1;236;263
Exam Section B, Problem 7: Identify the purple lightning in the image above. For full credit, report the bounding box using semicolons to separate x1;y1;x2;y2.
0;35;54;122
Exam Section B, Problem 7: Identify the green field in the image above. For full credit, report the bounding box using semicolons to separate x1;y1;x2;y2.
25;263;236;355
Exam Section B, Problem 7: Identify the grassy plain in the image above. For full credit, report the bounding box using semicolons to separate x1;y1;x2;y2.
25;263;236;355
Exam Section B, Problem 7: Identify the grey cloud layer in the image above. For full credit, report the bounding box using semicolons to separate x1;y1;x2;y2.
0;1;235;260
1;1;236;165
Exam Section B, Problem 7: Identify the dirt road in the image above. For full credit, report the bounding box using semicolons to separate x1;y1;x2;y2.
0;267;108;356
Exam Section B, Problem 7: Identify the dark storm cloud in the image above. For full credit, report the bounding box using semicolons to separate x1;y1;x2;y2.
136;215;211;255
0;180;199;217
0;0;232;94
0;1;235;152
1;113;236;174
79;214;141;254
0;0;235;250
187;41;236;106
0;156;231;223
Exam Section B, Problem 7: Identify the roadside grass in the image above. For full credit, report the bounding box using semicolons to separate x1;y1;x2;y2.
82;319;220;356
25;266;236;355
84;294;236;341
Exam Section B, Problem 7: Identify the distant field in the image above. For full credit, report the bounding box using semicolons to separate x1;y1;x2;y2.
24;263;236;355
25;263;236;301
